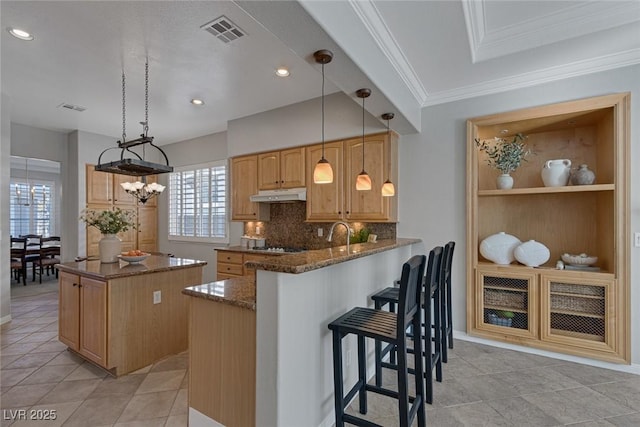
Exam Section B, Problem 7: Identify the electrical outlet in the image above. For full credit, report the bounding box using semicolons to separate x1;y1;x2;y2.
153;290;161;304
317;228;323;237
256;226;261;235
635;232;640;248
346;349;352;367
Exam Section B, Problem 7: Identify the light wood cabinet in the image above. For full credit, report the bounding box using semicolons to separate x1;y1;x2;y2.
258;148;306;190
216;250;277;280
231;155;269;221
466;93;630;363
58;271;108;367
136;206;157;253
306;132;397;222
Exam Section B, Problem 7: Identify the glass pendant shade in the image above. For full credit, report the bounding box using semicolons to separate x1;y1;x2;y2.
381;179;395;196
356;171;372;191
313;158;334;184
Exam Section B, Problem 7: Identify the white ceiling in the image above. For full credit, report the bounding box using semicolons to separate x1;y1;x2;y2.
2;1;639;145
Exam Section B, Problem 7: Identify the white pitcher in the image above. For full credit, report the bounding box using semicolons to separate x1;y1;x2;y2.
541;159;571;187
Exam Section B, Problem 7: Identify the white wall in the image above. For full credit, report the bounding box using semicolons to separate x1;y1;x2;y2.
159;131;233;283
1;94;12;323
228;92;386;157
397;64;640;363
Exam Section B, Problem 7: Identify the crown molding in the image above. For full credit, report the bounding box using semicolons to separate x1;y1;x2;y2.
423;48;640;107
348;0;428;105
462;0;640;63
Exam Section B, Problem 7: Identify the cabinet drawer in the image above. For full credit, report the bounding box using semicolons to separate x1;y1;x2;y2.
243;254;272;276
218;252;243;264
218;262;244;276
217;273;241;281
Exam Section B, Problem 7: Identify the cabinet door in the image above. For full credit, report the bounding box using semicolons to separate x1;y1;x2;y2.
112;174;137;206
79;277;108;367
280;147;305;188
258;152;280;191
58;271;80;351
306;141;343;221
344;134;389;221
137;206;157;253
86;165;113;205
475;266;537;339
540;272;616;357
231;155;261;220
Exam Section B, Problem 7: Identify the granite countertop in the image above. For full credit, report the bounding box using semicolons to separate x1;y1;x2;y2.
56;255;207;280
215;246;290;255
183;276;256;311
245;238;420;274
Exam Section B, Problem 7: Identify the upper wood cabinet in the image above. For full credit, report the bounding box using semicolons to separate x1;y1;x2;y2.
305;141;344;222
258;147;306;190
231;155;269;221
86;165;158;207
306;132;397;222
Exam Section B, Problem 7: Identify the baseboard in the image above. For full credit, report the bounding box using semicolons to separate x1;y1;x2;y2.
453;330;640;375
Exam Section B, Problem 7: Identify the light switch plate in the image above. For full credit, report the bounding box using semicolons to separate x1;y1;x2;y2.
153;290;161;304
635;232;640;248
317;228;323;237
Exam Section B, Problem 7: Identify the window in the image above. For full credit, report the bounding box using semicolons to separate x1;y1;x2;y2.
10;180;56;237
168;160;228;243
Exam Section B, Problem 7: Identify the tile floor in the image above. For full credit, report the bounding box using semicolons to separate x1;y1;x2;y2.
2;278;640;427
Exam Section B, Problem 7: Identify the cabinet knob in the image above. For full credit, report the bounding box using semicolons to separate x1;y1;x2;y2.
346;211;350;214
338;211;342;215
72;283;78;287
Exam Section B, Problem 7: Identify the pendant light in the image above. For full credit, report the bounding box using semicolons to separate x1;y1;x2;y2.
381;113;396;197
355;88;372;191
313;49;334;184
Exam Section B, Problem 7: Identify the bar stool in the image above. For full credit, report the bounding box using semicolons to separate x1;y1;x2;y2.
371;246;444;404
441;241;455;362
328;254;427;427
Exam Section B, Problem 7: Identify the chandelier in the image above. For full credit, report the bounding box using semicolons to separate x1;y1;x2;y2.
96;60;172;204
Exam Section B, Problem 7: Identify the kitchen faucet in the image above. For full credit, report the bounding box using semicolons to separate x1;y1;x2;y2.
327;221;352;253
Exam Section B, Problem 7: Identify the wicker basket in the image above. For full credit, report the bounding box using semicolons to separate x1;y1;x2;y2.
551;282;604;297
551;294;604;315
484;289;526;309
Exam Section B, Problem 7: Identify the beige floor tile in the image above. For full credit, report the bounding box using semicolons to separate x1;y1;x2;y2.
1;334;28;347
113;418;166;427
164;414;188;427
3;353;59;370
169;389;187;416
17;332;58;344
135;370;186;395
3;325;44;335
0;406;29;427
26;317;57;326
63;362;108;381
149;353;188;373
180;373;188;390
1;355;22;369
0;342;43;356
31;341;66;354
486;396;561;426
34;323;58;333
129;364;152;375
591;379;640;411
117;390;177;422
89;374;146;398
10;401;82;427
0;383;56;408
62;396;130;427
1;368;37;387
605;412;640;426
38;379;102;404
18;364;77;385
45;351;84;367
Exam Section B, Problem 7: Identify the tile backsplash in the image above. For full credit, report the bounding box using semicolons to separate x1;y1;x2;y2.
243;202;396;250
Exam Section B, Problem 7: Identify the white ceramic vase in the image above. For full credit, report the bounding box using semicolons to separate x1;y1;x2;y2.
541;159;571;187
479;232;521;265
99;234;121;263
496;174;514;190
514;240;550;267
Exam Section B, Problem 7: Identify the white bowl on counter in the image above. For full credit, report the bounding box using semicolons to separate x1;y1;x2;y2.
119;253;150;264
561;253;597;266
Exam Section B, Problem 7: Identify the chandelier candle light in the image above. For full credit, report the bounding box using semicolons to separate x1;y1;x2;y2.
355;88;372;191
312;49;334;184
381;113;395;197
120;179;166;204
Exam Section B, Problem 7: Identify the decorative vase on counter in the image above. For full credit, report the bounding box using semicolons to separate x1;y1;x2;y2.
541;159;571;187
571;164;596;185
99;234;121;263
514;240;550;267
496;174;514;190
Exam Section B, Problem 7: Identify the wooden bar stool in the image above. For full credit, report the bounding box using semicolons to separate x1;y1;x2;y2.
328;254;427;427
371;246;444;404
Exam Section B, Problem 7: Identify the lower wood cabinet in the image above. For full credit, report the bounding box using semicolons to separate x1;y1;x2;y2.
216;250;277;280
59;271;108;367
472;264;622;363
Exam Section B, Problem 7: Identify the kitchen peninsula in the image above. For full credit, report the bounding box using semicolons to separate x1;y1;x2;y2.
184;238;421;427
56;255;206;376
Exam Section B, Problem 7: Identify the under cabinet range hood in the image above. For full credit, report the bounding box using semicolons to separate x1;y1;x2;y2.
250;188;306;203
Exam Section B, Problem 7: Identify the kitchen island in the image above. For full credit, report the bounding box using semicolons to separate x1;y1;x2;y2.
183;238;421;427
56;255;206;376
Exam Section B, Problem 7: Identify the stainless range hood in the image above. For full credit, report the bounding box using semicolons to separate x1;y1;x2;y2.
250;188;306;203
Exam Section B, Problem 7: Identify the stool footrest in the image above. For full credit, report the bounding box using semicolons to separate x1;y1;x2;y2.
343;379;366;410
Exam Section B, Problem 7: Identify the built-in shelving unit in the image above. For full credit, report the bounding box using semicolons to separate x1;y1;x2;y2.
466;93;630;364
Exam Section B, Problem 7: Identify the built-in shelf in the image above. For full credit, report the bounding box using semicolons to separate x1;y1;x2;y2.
484;304;528;314
478;183;614;197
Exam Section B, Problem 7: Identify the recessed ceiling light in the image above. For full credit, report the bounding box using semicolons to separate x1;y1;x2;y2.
191;99;204;106
275;67;290;77
8;27;34;41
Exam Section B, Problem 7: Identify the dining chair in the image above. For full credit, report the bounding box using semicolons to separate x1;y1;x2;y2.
20;234;42;281
34;236;61;283
10;237;28;286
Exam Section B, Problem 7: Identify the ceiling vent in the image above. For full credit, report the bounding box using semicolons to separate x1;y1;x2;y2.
57;103;86;112
201;16;246;43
